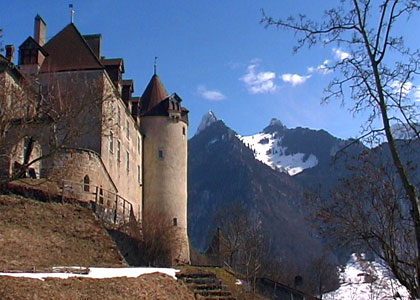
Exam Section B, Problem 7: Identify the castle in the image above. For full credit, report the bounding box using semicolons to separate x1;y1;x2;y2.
0;15;190;265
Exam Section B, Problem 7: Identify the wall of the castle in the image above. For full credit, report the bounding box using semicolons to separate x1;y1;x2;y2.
41;149;117;203
99;74;143;219
0;70;32;121
38;70;104;153
141;115;189;264
0;108;48;180
1;69;143;219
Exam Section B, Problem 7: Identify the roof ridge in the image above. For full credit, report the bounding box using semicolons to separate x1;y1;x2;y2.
67;23;104;66
43;23;103;67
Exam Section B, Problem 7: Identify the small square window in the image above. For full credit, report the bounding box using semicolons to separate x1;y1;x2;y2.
158;149;164;160
173;218;178;226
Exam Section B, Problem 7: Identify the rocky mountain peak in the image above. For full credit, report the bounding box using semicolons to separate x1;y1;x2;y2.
263;118;287;134
196;111;218;135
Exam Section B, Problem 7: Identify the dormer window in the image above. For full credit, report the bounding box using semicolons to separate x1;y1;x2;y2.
20;49;37;65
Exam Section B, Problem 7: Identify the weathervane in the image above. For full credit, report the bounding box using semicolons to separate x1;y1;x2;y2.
69;4;75;23
154;56;158;75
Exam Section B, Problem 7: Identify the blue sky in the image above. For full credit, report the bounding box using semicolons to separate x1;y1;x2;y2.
2;1;420;139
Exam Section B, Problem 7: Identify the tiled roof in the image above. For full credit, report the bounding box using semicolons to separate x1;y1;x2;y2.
140;74;168;115
40;23;104;73
19;36;48;56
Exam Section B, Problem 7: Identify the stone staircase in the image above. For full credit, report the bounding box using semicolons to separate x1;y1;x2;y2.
177;271;236;300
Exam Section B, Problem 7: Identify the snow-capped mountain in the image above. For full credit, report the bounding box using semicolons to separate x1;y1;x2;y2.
188;117;324;272
238;118;346;176
324;254;409;300
240;129;318;176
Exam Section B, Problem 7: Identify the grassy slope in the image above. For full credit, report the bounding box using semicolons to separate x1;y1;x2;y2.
0;273;195;300
0;193;196;300
0;194;125;271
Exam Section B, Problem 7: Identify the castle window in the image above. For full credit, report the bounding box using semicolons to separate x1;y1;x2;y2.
99;188;104;204
126;151;130;172
182;127;186;136
117;140;121;163
83;175;90;192
137;165;141;184
109;131;114;154
117;106;121;126
20;49;37;65
173;218;178;227
158;149;164;160
126;120;130;139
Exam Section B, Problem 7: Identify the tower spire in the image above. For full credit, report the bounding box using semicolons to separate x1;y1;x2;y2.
69;4;75;23
154;56;158;75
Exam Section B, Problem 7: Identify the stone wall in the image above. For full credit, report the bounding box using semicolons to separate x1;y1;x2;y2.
42;148;117;204
99;73;142;220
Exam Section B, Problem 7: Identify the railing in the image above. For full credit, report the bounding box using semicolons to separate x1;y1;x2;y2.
61;180;133;225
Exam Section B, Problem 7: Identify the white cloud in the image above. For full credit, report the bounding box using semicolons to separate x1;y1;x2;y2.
390;80;413;97
280;73;311;86
308;60;332;75
240;62;277;94
333;48;351;60
414;87;420;101
197;85;226;101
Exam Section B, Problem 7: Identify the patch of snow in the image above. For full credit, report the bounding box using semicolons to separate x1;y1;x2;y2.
323;254;410;300
0;267;179;281
391;123;420;140
208;138;218;145
239;132;318;176
196;111;217;135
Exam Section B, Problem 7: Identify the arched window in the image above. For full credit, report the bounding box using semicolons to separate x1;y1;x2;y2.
83;175;90;192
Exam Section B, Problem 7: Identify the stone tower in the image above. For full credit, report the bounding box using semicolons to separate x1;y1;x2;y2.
140;74;190;265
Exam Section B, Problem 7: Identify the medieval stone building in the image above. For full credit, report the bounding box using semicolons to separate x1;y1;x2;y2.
0;15;190;265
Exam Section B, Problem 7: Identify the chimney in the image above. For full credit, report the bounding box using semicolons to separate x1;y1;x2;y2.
5;45;15;63
34;14;46;46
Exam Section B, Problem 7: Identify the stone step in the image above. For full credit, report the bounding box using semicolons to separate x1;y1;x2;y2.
197;290;232;297
185;278;222;285
200;298;236;300
188;283;226;291
177;273;217;279
176;271;236;300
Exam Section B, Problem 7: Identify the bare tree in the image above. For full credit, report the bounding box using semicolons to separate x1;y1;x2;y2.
262;1;420;297
309;150;419;297
0;70;116;187
139;206;181;267
215;202;266;293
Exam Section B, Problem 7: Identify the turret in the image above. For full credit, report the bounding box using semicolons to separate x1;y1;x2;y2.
140;74;189;265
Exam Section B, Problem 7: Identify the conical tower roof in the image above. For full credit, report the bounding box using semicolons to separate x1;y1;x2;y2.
140;74;168;114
